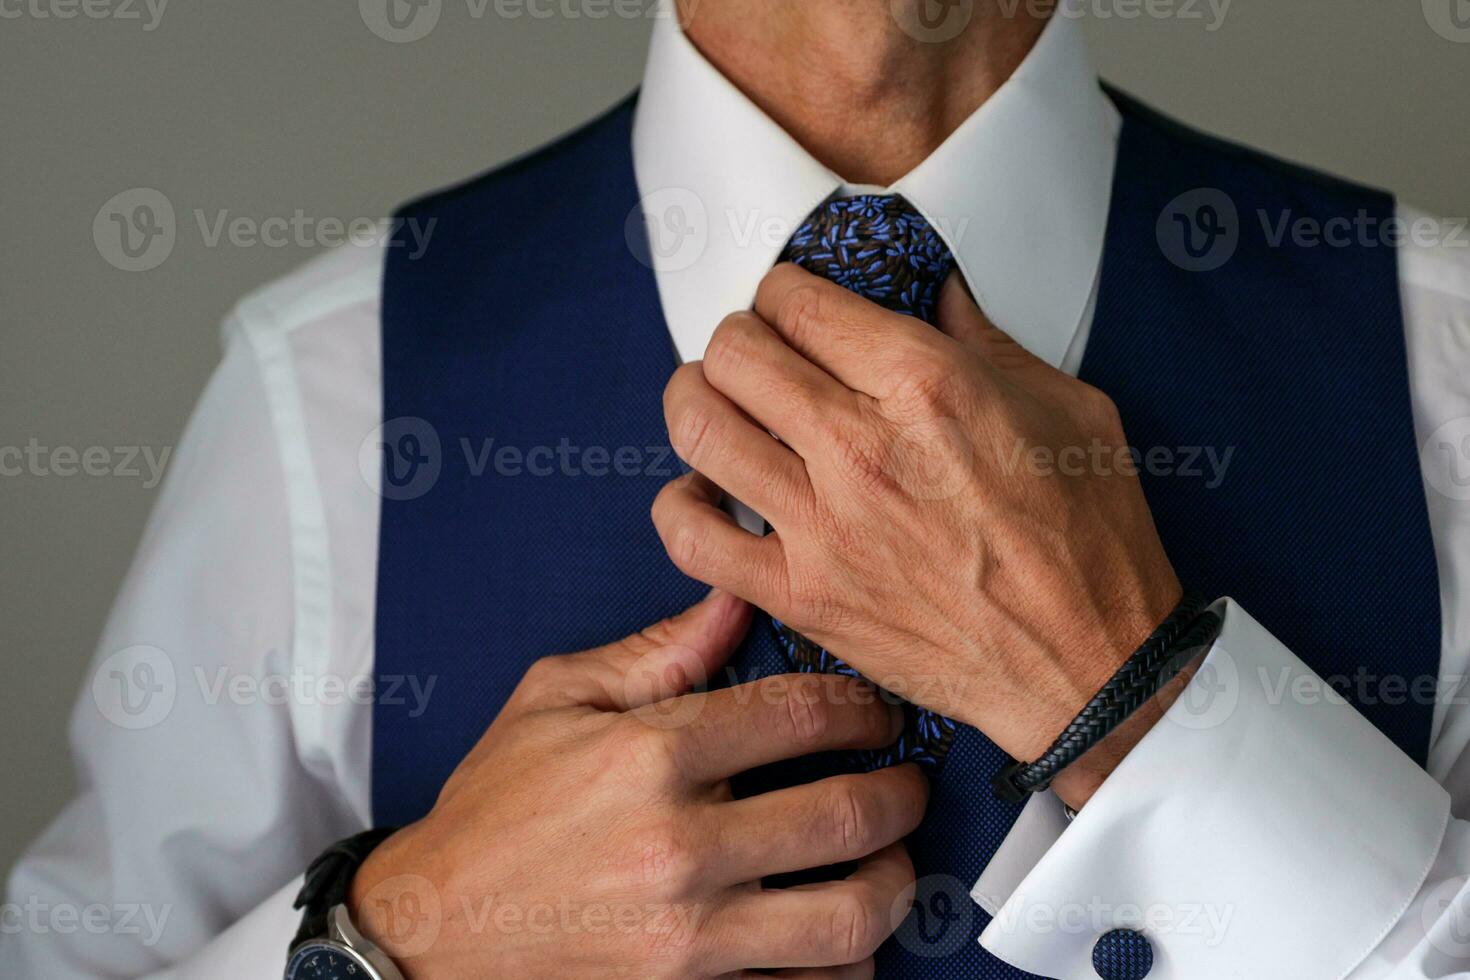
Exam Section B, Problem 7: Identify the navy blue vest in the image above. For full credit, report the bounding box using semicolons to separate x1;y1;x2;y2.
372;90;1440;977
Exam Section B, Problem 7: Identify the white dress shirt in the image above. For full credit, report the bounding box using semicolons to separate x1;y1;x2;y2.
5;13;1470;979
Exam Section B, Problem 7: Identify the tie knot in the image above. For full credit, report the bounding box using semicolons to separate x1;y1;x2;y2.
779;194;956;324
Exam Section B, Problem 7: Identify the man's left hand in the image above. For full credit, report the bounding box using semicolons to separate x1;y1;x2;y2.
654;263;1185;807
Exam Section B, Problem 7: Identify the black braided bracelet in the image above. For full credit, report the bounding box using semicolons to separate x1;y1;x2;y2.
991;592;1224;803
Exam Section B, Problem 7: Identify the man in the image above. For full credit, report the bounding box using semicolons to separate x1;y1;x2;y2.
5;1;1470;977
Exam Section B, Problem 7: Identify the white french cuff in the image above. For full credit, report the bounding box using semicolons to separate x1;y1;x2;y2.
970;599;1450;979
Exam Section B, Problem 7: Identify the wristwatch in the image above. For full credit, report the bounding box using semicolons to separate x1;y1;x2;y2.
286;904;405;980
285;827;403;980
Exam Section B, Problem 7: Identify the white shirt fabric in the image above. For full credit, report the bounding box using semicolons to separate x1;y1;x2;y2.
6;13;1470;979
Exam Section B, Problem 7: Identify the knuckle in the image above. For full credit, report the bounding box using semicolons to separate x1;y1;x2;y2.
833;432;890;493
1068;381;1125;444
1088;386;1124;432
889;354;955;412
630;722;684;780
1076;382;1117;423
785;569;840;629
823;781;874;854
704;312;760;380
826;890;886;963
780;676;834;745
635;615;676;649
649;479;677;529
778;283;827;348
666;519;707;576
671;401;723;467
520;655;566;692
634;821;702;899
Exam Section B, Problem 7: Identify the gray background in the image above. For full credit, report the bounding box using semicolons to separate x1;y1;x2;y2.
2;0;1467;876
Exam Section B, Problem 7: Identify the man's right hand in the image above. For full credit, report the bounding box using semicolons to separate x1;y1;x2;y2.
348;588;928;979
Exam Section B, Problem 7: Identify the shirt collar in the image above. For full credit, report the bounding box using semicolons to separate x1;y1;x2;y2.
632;10;1119;370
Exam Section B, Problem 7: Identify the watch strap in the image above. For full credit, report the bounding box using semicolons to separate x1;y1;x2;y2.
291;826;400;951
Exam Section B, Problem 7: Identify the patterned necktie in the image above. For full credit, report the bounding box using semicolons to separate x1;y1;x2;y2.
772;193;960;772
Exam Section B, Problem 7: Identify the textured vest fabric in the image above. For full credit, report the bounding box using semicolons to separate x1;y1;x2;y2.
373;91;1439;977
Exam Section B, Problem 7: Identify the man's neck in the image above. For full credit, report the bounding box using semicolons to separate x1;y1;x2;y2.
677;0;1050;186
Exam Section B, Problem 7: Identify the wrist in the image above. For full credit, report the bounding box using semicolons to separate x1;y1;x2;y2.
1051;642;1203;808
346;823;452;980
998;577;1217;809
1004;574;1182;756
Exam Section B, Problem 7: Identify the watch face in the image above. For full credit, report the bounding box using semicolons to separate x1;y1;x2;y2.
285;940;375;979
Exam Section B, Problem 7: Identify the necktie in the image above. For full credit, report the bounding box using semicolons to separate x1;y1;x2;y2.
772;193;961;772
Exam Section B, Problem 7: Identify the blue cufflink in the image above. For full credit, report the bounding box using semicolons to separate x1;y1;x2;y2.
1092;928;1153;980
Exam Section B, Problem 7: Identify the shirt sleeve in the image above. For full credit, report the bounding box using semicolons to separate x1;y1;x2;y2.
973;207;1470;978
0;324;360;978
975;600;1455;979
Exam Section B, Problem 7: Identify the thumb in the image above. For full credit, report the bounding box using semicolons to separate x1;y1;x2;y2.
937;273;1049;375
558;587;752;711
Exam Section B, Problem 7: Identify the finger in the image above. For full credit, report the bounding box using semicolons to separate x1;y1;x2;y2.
710;843;916;972
934;273;988;350
753;263;947;398
652;471;789;608
664;360;813;523
543;587;753;711
703;765;927;885
670;673;902;783
700;311;862;461
936;272;1048;375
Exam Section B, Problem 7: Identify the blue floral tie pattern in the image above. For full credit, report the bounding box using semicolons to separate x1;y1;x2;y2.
771;193;960;772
